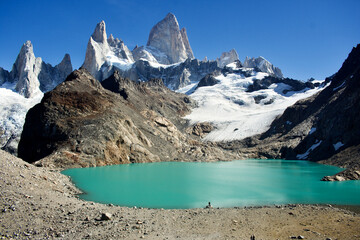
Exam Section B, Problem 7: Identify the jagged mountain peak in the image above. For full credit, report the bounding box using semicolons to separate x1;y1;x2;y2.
92;20;107;43
243;56;283;78
217;49;240;68
146;13;194;64
180;27;194;60
164;12;178;24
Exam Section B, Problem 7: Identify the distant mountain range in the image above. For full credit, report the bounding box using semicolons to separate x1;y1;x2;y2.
0;13;359;180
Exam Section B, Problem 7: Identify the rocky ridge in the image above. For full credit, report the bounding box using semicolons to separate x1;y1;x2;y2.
243;56;283;78
18;68;235;169
216;49;240;68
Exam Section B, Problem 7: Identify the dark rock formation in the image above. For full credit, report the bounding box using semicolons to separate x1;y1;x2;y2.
246;76;315;94
186;122;214;138
18;69;235;169
196;74;220;89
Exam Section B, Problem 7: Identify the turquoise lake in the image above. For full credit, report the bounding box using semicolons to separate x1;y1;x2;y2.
62;160;360;209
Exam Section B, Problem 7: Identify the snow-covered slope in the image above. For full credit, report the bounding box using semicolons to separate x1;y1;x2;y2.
179;63;325;142
0;88;43;153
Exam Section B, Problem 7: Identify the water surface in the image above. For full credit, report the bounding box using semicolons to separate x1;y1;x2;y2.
62;160;360;209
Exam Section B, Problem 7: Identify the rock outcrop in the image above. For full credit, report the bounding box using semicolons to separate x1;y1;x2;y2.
243;56;283;78
246;76;315;94
216;49;240;68
18;69;235;169
0;67;10;85
147;13;194;64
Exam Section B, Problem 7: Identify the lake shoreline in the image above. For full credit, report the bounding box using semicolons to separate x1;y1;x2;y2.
1;150;360;239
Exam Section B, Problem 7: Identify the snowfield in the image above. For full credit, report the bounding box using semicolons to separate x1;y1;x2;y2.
179;66;325;142
0;87;43;148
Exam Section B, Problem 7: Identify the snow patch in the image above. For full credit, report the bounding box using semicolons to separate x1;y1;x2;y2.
105;54;133;71
0;88;43;147
309;127;316;135
297;140;323;160
333;81;346;91
333;142;344;151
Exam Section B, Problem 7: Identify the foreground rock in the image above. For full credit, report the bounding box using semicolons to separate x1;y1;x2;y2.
18;69;234;169
1;150;359;239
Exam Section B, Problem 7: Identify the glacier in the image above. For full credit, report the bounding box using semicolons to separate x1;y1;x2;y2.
179;63;325;142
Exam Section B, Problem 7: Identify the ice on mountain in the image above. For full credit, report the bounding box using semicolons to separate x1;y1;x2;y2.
309;127;317;135
333;80;346;91
297;140;323;160
333;142;344;151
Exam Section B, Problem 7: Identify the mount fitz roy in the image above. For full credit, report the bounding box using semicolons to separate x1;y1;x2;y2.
81;13;283;89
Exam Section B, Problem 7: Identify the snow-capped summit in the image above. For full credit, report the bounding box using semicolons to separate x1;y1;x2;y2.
243;56;283;78
92;20;107;43
82;20;134;80
82;20;111;79
10;40;42;98
107;34;134;62
216;49;240;68
146;13;194;64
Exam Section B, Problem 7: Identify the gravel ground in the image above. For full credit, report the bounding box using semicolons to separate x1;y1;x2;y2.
1;150;359;240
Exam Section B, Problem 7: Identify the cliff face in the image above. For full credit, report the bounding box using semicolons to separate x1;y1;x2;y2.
18;69;234;169
147;13;194;64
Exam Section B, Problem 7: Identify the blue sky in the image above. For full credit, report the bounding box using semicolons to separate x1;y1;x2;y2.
0;0;359;80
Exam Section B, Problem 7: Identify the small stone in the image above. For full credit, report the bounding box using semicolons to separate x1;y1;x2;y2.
325;238;332;240
100;212;112;221
297;236;305;239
